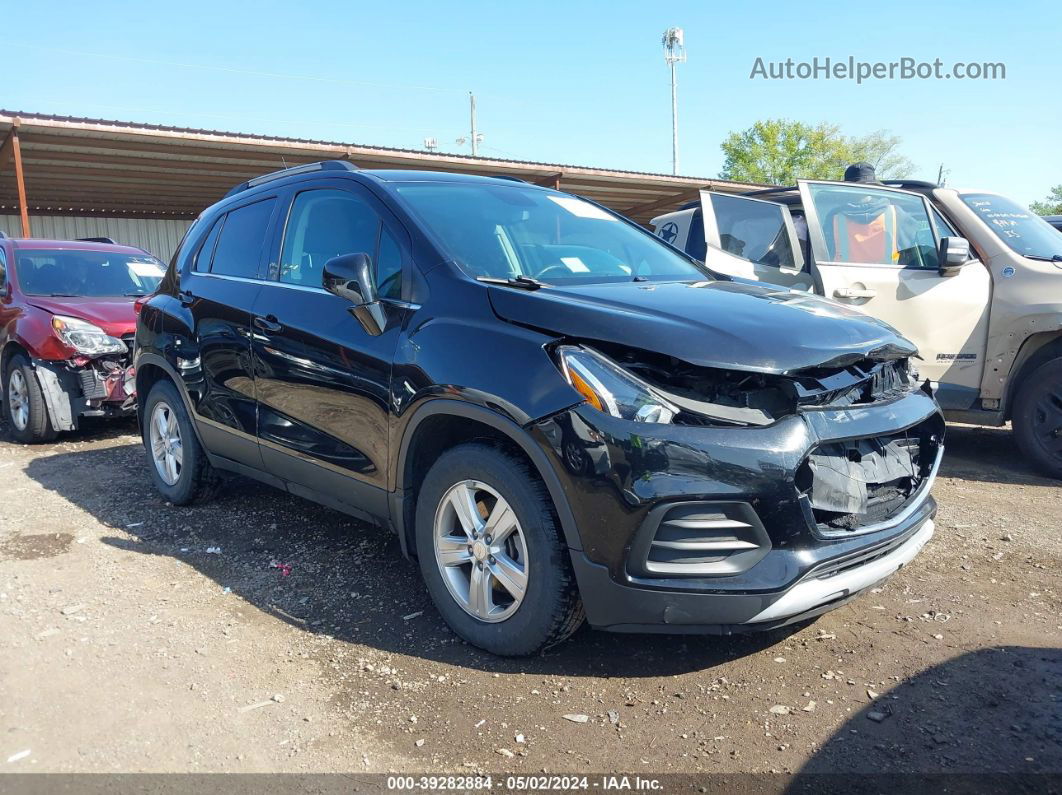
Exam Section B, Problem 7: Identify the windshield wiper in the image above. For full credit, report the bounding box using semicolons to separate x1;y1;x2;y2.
1023;254;1062;262
477;275;549;291
46;293;78;297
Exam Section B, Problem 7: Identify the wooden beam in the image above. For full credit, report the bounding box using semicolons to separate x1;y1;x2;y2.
532;172;563;190
5;126;30;236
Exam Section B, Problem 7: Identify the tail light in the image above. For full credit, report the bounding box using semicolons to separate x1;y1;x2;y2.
133;295;149;316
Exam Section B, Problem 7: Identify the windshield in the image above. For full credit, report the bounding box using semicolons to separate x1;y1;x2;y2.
960;193;1062;260
14;249;165;297
394;183;708;284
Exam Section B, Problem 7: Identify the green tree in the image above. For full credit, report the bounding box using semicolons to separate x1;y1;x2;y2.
840;130;916;180
719;119;915;184
1029;185;1062;215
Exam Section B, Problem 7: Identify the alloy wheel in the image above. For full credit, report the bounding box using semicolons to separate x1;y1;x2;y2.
7;370;29;431
433;479;528;623
149;401;183;486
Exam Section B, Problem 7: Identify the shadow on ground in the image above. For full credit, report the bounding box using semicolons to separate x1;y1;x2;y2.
22;441;801;676
789;646;1062;790
941;423;1057;487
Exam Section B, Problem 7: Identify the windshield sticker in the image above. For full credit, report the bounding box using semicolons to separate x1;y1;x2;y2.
547;196;616;221
129;261;165;278
560;257;590;273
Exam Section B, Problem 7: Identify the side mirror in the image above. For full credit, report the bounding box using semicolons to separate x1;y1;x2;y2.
937;236;971;276
323;252;386;336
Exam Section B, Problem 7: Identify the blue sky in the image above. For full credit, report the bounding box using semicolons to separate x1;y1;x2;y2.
6;0;1060;203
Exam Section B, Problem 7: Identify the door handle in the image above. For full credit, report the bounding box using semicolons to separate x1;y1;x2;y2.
253;314;282;333
834;287;877;299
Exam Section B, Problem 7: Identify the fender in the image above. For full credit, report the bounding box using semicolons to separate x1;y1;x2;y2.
390;398;583;558
2;339;76;431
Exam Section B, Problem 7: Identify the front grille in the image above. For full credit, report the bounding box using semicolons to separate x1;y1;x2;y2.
796;417;943;536
792;358;912;408
78;369;108;400
630;501;771;577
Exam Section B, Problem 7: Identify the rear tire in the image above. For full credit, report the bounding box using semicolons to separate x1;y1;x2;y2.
4;354;57;443
143;379;220;504
415;443;584;656
1013;357;1062;480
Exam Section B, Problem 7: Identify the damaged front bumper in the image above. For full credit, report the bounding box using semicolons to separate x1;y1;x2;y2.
531;388;943;633
32;356;136;432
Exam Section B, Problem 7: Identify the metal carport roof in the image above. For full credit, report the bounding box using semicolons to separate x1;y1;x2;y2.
0;110;766;233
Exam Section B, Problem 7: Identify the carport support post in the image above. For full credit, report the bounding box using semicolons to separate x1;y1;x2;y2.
0;123;30;237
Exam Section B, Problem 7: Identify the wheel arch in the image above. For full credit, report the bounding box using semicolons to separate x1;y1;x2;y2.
392;399;582;559
1003;331;1062;420
134;353;208;448
0;340;30;388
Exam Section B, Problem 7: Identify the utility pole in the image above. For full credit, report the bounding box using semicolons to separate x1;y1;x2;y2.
936;163;950;186
662;27;686;176
469;92;479;157
456;92;484;155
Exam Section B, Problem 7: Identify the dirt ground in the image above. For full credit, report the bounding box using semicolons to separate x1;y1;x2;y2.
1;417;1059;777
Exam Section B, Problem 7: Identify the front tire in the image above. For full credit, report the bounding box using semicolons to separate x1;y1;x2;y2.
1013;357;1062;479
415;443;584;656
143;379;219;504
4;354;57;443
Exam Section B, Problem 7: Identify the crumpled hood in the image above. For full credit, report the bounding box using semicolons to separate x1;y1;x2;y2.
487;279;916;374
26;296;138;338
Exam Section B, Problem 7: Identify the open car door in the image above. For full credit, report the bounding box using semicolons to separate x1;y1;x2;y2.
698;191;813;291
797;180;991;406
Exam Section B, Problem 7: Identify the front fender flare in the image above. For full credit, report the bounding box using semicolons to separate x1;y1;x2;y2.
391;398;583;557
134;351;209;449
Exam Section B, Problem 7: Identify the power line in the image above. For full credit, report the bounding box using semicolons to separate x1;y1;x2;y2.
10;42;470;96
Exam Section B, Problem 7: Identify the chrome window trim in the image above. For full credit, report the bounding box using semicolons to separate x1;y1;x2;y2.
193;271;419;309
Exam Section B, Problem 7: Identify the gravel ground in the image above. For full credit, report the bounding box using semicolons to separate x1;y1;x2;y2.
0;418;1059;776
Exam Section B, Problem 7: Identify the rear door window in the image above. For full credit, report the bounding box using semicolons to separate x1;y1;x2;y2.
210;198;277;279
701;193;803;272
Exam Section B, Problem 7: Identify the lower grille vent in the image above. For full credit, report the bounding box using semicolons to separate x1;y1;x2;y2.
632;501;771;577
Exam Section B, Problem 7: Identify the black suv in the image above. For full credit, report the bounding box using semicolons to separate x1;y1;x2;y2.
135;161;944;656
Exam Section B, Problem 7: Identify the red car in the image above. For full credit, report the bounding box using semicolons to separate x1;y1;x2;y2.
0;234;165;442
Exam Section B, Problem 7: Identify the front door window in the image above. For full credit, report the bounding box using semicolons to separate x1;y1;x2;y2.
805;183;939;270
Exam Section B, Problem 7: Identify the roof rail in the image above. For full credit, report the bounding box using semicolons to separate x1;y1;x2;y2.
880;179;940;190
77;236;117;244
223;160;359;199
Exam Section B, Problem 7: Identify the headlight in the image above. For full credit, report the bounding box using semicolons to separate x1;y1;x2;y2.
51;315;127;356
556;346;677;423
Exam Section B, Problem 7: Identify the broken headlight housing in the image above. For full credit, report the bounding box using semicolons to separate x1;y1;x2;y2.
556;345;678;423
51;315;126;356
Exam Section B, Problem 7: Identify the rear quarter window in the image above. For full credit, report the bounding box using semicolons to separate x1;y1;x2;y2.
193;216;224;272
